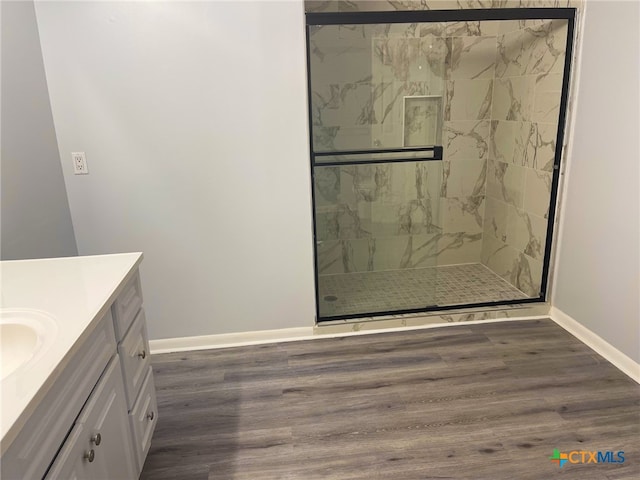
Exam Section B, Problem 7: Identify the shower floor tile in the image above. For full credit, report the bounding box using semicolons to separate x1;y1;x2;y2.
318;263;529;318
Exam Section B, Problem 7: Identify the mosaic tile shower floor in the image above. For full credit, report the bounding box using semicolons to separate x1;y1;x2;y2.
318;263;529;317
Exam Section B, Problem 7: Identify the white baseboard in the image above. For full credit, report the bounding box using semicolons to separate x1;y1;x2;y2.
149;326;316;354
550;306;640;384
151;311;639;384
149;315;545;354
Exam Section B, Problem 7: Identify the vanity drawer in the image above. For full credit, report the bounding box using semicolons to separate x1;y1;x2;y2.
118;308;151;409
1;312;116;480
112;272;143;341
129;366;157;469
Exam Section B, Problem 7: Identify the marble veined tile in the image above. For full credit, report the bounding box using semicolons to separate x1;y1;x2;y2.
483;196;508;243
380;231;481;268
345;162;441;236
523;168;552;219
481;234;541;297
384;234;436;270
315;204;373;241
490;120;516;164
486;158;525;208
495;0;581;7
317;239;344;274
365;231;484;270
497;19;523;35
443;120;490;161
368;198;441;238
522;252;543;297
492;77;534;121
403;96;442;146
305;0;583;13
521;20;568;76
344;164;393;203
495;29;526;78
496;20;568;78
396;199;442;235
445;21;500;38
314;125;375;152
315;82;382;127
348;237;379;272
385;161;441;203
445;78;493;121
440;159;486;198
533;72;563;124
312;126;340;152
317;237;382;274
448;36;497;80
310;42;372;86
369;22;422;39
440;196;485;234
373;36;447;82
481;228;506;266
419;22;447;38
307;24;362;46
314;166;340;206
436;232;483;265
372;80;443;148
513;122;557;171
505;205;548;260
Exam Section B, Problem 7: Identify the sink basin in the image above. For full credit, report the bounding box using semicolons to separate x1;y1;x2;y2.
0;309;57;381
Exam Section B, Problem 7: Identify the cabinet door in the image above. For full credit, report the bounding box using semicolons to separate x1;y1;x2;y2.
46;356;137;480
44;423;93;480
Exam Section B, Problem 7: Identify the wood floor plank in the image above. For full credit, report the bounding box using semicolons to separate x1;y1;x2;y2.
141;319;640;480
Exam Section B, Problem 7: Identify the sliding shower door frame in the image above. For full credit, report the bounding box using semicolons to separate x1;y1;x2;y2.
306;7;576;323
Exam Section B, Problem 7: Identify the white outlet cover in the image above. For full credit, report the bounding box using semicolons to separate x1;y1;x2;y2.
71;152;88;175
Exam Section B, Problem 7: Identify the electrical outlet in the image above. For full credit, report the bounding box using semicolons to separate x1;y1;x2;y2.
71;152;89;175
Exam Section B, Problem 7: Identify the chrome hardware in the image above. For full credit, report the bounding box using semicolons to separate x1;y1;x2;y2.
137;350;146;359
84;449;95;463
91;433;101;446
147;411;155;421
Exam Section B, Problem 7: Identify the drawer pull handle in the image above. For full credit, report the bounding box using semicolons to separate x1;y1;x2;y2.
147;411;155;421
84;449;95;463
137;350;147;359
91;433;102;446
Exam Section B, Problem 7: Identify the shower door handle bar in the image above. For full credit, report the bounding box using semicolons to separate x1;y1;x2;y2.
314;156;442;168
313;146;442;156
312;145;443;167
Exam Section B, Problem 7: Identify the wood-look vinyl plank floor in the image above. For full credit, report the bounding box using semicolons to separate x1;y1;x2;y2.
141;319;640;480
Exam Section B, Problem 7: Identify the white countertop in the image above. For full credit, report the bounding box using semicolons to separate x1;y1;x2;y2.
0;252;143;453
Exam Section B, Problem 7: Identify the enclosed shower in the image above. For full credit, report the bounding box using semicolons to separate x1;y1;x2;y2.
306;8;575;321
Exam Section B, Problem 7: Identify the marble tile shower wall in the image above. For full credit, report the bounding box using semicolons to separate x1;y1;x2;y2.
305;0;581;13
482;19;567;297
309;1;573;298
312;22;498;275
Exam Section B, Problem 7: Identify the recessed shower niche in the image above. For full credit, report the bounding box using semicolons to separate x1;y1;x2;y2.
306;8;575;321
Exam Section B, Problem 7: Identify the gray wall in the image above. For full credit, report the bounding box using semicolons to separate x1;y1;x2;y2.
34;1;314;340
1;0;77;260
553;1;640;363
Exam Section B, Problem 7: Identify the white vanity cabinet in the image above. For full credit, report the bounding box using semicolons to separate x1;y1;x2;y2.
111;273;158;470
0;258;157;480
45;356;137;479
0;312;119;480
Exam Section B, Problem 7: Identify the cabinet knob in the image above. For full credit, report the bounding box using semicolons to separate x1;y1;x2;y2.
147;411;155;421
84;449;95;463
91;433;102;446
137;350;147;359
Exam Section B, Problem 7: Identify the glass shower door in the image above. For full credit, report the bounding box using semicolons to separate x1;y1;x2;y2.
309;21;445;319
308;10;575;322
